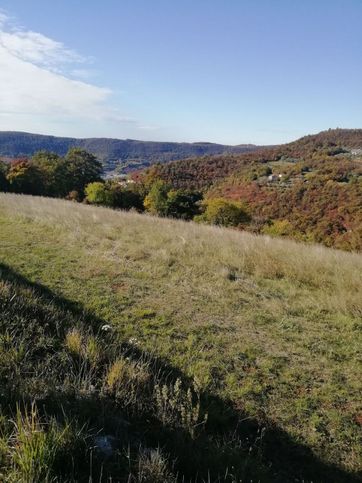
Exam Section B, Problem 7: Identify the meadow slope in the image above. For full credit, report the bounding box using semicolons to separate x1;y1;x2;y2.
0;193;361;482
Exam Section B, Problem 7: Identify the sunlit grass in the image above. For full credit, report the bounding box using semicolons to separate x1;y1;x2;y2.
0;192;361;479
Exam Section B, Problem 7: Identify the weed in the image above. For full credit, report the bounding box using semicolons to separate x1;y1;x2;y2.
154;378;207;439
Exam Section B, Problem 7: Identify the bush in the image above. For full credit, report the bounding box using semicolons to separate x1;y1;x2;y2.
85;182;114;206
195;198;250;227
66;190;81;202
154;378;207;439
262;219;295;237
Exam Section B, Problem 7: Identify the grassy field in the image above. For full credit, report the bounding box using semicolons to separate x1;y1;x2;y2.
0;193;361;482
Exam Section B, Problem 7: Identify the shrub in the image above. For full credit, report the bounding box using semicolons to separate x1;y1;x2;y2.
195;198;250;227
85;181;114;206
262;219;295;237
66;190;81;202
31;151;63;196
154;378;207;439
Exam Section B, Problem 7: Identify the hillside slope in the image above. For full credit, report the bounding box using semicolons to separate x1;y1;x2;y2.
0;193;361;482
146;129;362;190
141;129;362;250
0;131;259;174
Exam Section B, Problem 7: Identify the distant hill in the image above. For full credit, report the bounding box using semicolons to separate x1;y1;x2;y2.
286;128;362;152
142;129;362;190
0;131;259;174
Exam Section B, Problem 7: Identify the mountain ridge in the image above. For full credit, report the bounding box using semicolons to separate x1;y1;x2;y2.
0;130;260;174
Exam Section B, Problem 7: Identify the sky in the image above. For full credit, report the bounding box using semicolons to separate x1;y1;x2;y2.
0;0;361;145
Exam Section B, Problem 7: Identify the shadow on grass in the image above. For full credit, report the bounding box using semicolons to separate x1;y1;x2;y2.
0;262;359;483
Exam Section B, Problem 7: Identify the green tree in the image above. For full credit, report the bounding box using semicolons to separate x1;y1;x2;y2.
143;180;202;219
143;180;169;215
195;198;250;227
62;148;103;198
31;151;63;196
166;189;202;220
85;181;114;206
111;183;144;211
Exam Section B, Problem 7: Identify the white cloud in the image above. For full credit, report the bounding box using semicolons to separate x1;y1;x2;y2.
0;29;84;69
0;12;8;26
0;12;135;135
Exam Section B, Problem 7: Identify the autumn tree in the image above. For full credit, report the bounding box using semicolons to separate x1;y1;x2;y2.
195;198;250;227
6;159;44;195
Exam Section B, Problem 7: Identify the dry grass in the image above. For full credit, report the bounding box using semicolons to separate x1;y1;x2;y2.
0;192;361;476
1;193;361;305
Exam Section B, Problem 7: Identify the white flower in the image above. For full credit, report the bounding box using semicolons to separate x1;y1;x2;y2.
101;324;111;332
128;337;139;345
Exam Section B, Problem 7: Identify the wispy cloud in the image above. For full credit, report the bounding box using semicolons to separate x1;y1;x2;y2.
0;29;84;70
0;11;136;135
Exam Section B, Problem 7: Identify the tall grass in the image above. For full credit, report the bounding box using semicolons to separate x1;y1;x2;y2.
1;193;361;311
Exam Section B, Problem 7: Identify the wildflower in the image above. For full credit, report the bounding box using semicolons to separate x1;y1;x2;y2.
101;324;112;332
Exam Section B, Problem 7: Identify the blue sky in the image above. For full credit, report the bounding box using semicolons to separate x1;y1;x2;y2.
0;0;361;144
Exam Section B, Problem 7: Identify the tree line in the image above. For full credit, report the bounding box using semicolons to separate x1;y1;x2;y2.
0;148;102;200
0;149;249;227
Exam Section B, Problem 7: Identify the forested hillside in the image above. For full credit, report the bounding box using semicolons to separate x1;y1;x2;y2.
139;129;362;250
144;129;362;189
1;129;361;250
0;131;258;174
